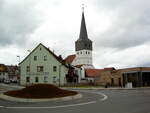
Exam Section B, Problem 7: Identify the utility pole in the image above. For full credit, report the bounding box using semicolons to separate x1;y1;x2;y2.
27;50;31;86
59;65;61;87
17;55;20;84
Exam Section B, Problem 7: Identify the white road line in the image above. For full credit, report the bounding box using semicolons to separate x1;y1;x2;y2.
98;92;108;101
78;90;108;101
5;101;96;109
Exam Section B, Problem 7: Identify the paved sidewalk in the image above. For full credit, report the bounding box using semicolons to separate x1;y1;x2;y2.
62;87;150;90
0;83;24;89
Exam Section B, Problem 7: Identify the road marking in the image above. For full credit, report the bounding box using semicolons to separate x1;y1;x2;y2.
5;101;96;109
0;90;107;109
98;92;108;101
78;90;108;101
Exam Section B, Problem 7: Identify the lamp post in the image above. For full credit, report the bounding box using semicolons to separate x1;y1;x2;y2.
27;50;31;85
16;55;20;64
16;55;20;84
59;65;61;87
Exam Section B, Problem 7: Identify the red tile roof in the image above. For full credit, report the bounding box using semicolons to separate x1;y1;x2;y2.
64;54;76;64
85;69;104;77
85;68;115;77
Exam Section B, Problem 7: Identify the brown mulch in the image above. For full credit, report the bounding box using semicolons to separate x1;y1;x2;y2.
4;84;78;99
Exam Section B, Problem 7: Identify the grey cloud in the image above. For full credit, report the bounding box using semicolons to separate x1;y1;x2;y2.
0;0;40;47
94;0;150;50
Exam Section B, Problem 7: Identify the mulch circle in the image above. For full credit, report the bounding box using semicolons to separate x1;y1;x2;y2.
4;84;78;99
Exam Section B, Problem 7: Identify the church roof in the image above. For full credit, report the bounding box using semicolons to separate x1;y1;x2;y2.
64;54;76;64
75;8;92;51
79;11;89;40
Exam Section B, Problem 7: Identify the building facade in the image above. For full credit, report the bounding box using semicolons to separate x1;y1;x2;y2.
95;67;150;87
0;64;8;82
20;43;68;86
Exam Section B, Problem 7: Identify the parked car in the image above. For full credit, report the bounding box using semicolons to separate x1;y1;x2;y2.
4;79;10;84
10;79;18;83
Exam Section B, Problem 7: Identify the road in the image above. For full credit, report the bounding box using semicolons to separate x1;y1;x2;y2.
0;84;150;113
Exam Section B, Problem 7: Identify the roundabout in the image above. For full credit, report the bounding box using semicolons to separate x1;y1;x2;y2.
0;89;106;109
0;85;150;113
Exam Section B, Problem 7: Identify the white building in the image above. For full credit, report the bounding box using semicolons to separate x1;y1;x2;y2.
65;7;95;83
20;43;68;86
72;8;94;69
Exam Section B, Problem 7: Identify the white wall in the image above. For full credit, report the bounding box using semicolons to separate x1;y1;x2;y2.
20;44;68;86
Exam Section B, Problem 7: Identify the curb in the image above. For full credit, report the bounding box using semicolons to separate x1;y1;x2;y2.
63;87;150;90
0;93;82;102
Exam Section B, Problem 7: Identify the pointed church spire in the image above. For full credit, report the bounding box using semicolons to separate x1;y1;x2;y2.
79;4;88;40
75;5;92;51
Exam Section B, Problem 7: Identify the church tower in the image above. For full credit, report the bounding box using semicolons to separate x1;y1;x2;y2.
74;6;93;68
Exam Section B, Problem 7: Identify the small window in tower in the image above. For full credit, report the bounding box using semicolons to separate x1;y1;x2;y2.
86;51;87;54
80;52;82;54
88;52;90;54
89;45;90;47
40;48;42;50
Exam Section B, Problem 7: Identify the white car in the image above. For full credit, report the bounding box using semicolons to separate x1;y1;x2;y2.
4;80;10;84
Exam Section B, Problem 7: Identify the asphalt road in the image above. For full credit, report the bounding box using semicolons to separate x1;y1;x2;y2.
0;84;150;113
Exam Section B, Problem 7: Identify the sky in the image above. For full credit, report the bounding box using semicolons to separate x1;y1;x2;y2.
0;0;150;69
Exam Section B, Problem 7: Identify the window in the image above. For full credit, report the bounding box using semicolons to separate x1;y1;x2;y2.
44;56;47;61
44;76;48;83
88;52;90;54
77;52;79;55
86;51;87;54
26;66;30;72
53;66;57;72
53;76;57;83
40;48;42;50
37;66;44;72
80;52;82;54
26;77;30;82
85;44;87;47
35;77;38;82
34;56;37;61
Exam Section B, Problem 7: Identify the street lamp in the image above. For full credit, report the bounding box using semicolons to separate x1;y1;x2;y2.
27;50;31;85
59;65;61;87
16;55;20;84
16;55;20;64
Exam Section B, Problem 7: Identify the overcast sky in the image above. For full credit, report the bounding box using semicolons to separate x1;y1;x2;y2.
0;0;150;69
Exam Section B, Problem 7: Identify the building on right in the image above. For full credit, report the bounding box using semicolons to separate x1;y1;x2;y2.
95;67;150;87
